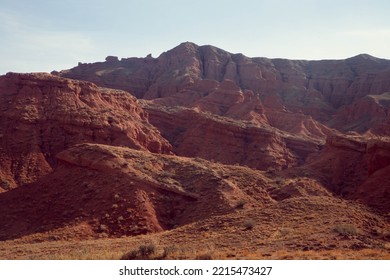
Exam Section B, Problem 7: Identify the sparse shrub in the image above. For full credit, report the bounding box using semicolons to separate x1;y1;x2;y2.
120;243;156;260
161;245;177;259
235;199;246;209
195;253;213;260
334;224;358;236
243;219;255;230
275;177;284;185
279;228;290;237
99;224;108;232
0;179;12;190
107;116;114;124
266;167;275;174
139;244;156;257
120;249;139;260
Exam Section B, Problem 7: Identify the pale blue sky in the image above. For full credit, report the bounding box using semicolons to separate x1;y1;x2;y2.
1;0;389;74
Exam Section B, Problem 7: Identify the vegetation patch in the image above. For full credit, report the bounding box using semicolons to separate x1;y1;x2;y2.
334;224;359;236
243;219;255;230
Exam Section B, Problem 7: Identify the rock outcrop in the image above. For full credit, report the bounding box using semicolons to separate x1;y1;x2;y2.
0;73;171;190
329;92;390;134
304;133;390;213
143;102;322;170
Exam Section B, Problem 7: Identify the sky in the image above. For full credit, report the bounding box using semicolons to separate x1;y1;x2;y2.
1;0;390;74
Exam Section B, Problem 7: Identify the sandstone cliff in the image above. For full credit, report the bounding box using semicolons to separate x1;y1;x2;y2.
0;73;171;191
55;42;390;135
52;44;390;216
143;101;322;171
304;133;390;213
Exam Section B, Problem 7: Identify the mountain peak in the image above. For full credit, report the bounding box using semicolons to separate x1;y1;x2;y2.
348;53;380;62
167;41;199;54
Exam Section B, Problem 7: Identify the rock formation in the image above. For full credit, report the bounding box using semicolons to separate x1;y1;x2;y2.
304;133;390;213
143;102;321;170
0;73;171;191
53;43;390;217
0;143;274;240
0;43;389;257
55;42;390;135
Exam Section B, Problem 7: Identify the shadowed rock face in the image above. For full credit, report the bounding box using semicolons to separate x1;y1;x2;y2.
302;133;390;213
0;73;171;190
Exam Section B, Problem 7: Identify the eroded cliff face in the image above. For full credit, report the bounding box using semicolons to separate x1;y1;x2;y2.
329;92;390;135
0;73;171;191
303;133;390;213
0;44;389;246
142;102;322;171
55;42;390;135
52;43;390;216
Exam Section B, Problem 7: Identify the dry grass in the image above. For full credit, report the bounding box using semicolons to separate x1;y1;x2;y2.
263;248;390;260
0;153;388;261
1;235;389;260
334;224;359;236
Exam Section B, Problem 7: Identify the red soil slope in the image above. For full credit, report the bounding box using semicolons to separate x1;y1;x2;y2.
0;143;388;254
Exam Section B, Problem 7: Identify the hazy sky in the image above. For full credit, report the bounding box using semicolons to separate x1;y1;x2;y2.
1;0;389;74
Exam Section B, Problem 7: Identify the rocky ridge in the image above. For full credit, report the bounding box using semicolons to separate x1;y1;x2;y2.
53;43;390;213
56;42;390;135
0;72;171;191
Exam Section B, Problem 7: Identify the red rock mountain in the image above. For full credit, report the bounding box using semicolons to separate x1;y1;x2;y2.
54;43;390;196
56;42;390;135
0;43;389;258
